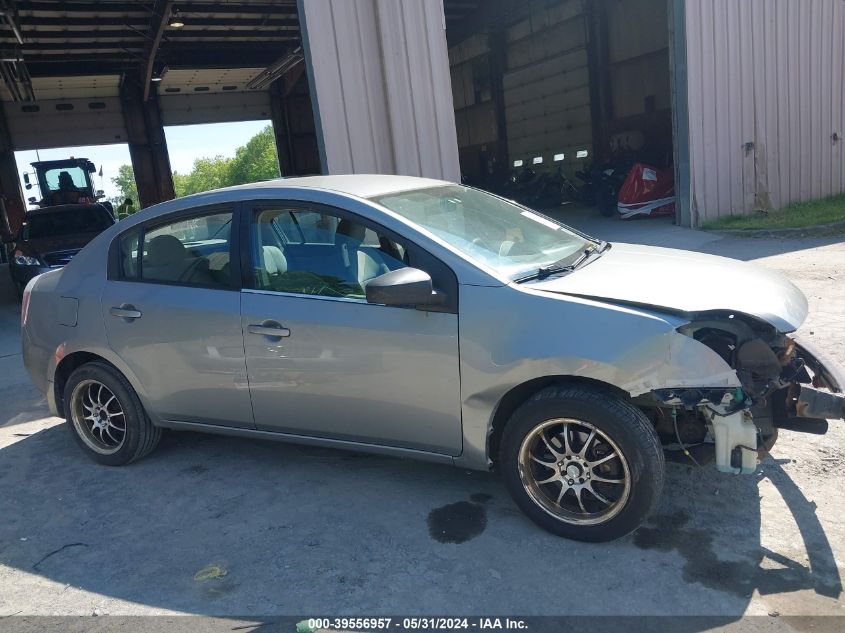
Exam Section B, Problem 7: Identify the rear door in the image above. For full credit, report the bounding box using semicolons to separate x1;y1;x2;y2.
102;206;253;428
240;201;463;455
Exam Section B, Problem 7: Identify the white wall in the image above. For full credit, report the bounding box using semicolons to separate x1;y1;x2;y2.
298;0;461;182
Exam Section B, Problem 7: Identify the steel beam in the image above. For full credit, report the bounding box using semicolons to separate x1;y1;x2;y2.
142;0;171;102
121;73;174;208
0;101;26;237
488;27;509;184
18;1;296;13
269;70;319;177
19;16;297;27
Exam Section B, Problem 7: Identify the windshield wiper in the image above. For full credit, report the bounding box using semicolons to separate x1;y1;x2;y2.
515;241;610;283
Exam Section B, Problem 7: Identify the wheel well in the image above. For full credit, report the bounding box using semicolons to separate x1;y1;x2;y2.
486;376;629;470
54;351;114;415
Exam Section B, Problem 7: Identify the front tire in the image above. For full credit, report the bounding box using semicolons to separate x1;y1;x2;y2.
63;362;161;466
500;385;664;542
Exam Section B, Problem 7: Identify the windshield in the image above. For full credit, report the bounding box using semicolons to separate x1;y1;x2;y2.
23;207;112;240
42;166;89;193
370;185;595;280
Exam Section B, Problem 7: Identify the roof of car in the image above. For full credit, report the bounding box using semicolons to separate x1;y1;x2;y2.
220;174;451;199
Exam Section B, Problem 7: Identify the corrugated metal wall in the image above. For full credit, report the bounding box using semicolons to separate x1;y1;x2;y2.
298;0;461;181
685;0;845;225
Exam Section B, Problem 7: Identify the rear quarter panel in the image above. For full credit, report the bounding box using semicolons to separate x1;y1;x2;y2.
22;230;158;420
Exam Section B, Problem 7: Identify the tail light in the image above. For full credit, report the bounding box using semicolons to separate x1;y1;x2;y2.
21;281;32;326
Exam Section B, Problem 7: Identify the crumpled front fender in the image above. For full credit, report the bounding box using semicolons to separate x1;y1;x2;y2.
619;330;742;396
455;284;743;470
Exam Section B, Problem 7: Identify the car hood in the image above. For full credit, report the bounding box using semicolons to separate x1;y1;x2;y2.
529;242;808;332
23;232;99;256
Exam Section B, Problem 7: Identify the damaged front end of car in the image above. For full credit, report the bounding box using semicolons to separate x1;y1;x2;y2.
636;312;845;474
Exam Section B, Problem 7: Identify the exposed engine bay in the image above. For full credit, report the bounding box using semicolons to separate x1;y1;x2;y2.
636;312;845;474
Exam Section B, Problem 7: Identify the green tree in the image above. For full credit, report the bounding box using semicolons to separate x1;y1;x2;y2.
175;155;235;197
229;125;281;185
110;164;139;207
112;124;281;203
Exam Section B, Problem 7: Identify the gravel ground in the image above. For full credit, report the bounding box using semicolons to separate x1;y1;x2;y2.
0;216;843;625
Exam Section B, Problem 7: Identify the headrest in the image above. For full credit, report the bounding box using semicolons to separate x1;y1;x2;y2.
336;219;366;243
58;171;74;188
262;245;288;276
147;235;186;267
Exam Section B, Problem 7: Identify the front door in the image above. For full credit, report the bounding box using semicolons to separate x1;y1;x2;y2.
240;204;462;455
102;208;253;428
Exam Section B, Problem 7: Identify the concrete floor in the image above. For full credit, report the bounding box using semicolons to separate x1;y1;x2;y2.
1;210;844;623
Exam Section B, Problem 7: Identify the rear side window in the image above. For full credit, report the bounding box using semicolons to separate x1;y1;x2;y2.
140;212;233;287
117;211;235;288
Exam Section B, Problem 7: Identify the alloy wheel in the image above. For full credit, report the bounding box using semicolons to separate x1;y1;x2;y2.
517;418;632;526
70;379;127;455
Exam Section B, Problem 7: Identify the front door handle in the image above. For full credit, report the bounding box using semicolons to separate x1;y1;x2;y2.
248;322;291;339
110;305;142;320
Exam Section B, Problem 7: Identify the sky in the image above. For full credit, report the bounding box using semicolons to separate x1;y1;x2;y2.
14;119;271;202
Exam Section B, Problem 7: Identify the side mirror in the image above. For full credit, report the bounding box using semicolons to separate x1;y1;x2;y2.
23;173;29;185
365;268;443;308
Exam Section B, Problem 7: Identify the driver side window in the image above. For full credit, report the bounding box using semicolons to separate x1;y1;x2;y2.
251;207;407;299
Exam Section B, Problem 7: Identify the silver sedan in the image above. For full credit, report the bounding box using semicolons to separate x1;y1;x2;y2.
21;175;845;541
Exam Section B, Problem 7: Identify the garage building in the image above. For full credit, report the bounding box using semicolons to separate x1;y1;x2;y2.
0;0;842;235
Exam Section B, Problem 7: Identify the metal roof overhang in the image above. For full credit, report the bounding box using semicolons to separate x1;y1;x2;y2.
0;0;483;147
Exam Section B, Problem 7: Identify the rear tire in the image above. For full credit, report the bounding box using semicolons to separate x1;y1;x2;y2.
63;361;161;466
499;385;664;542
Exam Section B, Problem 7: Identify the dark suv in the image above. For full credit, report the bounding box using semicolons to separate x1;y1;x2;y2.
6;205;115;299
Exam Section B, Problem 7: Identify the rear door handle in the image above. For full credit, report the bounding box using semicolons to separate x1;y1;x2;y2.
248;322;291;339
110;305;142;320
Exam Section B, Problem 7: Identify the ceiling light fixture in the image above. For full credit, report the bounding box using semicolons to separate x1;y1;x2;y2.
150;66;168;84
169;9;184;28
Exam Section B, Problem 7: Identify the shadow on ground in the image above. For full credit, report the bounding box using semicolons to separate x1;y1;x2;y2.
0;424;839;616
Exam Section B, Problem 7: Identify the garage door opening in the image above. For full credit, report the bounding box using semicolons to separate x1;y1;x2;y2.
163;120;280;197
14;143;132;211
448;0;676;219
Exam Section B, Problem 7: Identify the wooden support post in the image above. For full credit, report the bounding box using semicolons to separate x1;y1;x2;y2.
121;74;175;208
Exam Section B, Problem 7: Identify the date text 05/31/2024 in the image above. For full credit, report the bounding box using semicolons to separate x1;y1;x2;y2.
301;618;529;631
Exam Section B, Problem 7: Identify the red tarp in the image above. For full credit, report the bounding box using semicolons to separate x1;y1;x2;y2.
617;163;676;220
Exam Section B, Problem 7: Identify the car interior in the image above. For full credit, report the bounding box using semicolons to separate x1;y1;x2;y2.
135;214;233;287
253;210;407;299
